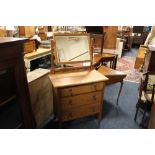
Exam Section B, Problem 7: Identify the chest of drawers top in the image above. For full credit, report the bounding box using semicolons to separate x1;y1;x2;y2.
50;70;108;88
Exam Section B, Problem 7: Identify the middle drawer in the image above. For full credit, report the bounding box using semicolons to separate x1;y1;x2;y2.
60;91;102;111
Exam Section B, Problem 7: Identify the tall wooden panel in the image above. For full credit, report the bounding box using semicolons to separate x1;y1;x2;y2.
103;26;118;49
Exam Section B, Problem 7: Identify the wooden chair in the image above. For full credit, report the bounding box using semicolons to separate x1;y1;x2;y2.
101;53;118;69
90;33;105;54
89;31;118;70
93;53;118;70
134;72;155;128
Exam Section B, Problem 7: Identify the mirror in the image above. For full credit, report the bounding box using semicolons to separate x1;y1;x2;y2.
53;33;92;66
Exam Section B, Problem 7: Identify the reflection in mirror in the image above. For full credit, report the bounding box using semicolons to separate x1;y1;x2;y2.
54;34;91;64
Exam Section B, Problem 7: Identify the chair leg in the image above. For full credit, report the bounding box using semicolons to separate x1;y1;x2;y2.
134;103;140;121
140;103;147;126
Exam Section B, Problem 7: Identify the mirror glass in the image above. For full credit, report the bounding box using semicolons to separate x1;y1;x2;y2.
54;34;91;64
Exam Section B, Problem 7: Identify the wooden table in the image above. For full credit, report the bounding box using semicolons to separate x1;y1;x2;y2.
98;65;127;105
24;48;51;72
50;70;108;126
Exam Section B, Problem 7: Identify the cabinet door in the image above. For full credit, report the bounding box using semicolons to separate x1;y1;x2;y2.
0;40;36;128
0;68;23;128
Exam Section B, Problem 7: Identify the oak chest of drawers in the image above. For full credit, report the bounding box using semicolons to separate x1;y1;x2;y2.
50;70;108;126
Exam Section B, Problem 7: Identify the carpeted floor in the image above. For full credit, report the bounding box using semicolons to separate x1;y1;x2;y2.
44;81;142;129
116;56;142;83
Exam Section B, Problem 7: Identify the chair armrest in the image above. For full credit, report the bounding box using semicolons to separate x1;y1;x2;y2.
141;72;149;81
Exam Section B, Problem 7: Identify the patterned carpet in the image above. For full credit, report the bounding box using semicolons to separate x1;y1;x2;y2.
116;56;142;83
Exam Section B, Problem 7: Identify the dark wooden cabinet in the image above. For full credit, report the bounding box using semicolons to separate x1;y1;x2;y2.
0;37;36;128
143;49;155;72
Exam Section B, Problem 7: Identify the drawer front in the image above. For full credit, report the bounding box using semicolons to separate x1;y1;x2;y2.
61;104;100;122
61;91;102;111
24;41;35;54
59;82;104;97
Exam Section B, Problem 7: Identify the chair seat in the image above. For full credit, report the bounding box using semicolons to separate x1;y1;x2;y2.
135;72;155;128
147;75;155;90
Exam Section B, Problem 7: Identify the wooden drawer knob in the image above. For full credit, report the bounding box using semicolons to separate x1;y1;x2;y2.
69;112;73;118
93;95;96;100
92;107;96;112
68;100;73;106
93;84;97;90
69;89;73;95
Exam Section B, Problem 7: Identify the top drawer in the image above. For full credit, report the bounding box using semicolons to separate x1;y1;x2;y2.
59;82;104;97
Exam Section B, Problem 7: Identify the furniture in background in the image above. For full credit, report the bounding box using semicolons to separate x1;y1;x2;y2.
24;48;51;72
101;53;118;69
97;65;126;105
117;27;133;51
90;33;104;54
0;29;7;37
134;45;148;71
27;68;53;128
134;28;154;71
18;26;35;38
132;26;149;45
93;53;118;70
115;38;124;58
89;29;118;70
24;39;36;54
143;47;155;72
103;26;118;49
85;26;104;54
0;37;35;128
38;27;47;40
149;101;155;128
134;72;155;128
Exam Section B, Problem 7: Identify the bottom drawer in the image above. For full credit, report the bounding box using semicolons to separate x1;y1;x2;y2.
61;104;100;122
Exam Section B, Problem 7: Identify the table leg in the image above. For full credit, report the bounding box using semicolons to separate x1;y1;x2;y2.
116;81;124;105
26;60;31;72
58;121;62;129
96;113;101;128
